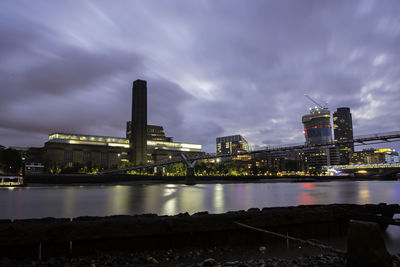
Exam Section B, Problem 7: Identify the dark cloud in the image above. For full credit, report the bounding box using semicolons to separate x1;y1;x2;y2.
0;0;400;152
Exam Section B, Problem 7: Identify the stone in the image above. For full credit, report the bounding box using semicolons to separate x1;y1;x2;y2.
346;220;392;267
202;258;217;266
147;256;159;264
225;261;239;266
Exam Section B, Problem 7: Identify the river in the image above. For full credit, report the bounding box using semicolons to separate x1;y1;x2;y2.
1;180;399;253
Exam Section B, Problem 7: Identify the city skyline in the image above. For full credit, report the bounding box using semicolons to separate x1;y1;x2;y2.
1;1;400;153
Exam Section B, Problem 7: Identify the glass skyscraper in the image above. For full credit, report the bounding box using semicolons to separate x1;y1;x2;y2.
333;107;354;164
302;107;333;145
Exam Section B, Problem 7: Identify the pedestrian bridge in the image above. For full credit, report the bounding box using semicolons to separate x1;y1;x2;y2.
99;130;400;175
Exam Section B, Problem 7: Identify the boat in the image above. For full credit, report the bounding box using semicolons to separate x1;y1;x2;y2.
0;173;24;187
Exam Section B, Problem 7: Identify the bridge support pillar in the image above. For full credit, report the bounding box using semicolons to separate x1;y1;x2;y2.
180;154;197;185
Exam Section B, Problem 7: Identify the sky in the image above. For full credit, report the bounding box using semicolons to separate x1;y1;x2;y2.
0;0;400;153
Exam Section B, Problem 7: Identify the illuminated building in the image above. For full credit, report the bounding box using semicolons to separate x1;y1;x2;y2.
131;80;147;165
127;122;173;142
302;107;332;145
351;148;399;164
303;146;339;173
45;133;130;169
44;132;203;169
25;163;44;174
302;107;338;172
216;135;249;155
333;107;354;164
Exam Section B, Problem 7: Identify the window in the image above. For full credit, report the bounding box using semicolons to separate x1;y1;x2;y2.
83;151;91;162
64;151;73;163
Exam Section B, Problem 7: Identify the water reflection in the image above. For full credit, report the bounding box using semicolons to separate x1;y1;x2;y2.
63;188;77;218
162;184;178;215
164;197;177;215
213;184;225;213
300;183;315;190
358;182;371;203
298;192;315;205
1;181;400;219
144;185;161;214
297;183;316;205
111;186;131;215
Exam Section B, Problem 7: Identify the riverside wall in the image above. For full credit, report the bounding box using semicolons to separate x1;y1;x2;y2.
23;174;390;184
0;204;395;259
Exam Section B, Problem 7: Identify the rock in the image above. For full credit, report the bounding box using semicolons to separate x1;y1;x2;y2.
202;258;217;266
247;208;261;212
259;246;267;254
256;259;265;264
147;256;159;264
225;261;239;266
346;220;392;267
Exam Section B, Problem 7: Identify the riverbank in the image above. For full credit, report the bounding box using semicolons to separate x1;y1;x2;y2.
23;173;398;185
0;204;398;261
1;246;349;266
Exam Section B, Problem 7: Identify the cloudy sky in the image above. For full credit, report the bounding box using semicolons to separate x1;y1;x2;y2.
1;0;399;152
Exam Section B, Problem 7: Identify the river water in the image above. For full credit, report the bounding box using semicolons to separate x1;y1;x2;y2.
1;180;399;253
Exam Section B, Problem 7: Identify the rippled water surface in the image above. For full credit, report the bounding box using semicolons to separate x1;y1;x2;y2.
1;180;399;219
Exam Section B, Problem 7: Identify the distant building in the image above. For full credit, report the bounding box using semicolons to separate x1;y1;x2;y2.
45;133;130;169
131;80;147;165
333;107;354;164
25;162;45;174
216;135;249;155
351;148;399;164
44;132;203;169
302;107;338;172
302;107;333;145
303;146;339;173
127;122;173;142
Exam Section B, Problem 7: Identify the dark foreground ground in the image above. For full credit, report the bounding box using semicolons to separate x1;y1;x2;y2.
1;245;348;267
5;246;400;267
2;204;399;266
6;248;400;266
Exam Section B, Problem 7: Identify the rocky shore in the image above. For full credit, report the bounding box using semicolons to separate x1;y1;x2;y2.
1;204;398;266
5;248;400;266
1;246;349;266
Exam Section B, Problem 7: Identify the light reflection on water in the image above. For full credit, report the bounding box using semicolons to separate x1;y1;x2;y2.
1;181;400;219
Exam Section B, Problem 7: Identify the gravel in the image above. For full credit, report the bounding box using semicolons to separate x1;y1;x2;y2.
0;245;350;267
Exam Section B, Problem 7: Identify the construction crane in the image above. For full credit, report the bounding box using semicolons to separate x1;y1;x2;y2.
304;94;328;109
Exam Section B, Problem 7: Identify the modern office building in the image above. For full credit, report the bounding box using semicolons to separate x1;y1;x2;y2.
44;132;203;169
333;107;354;164
126;122;173;142
303;146;339;173
216;135;249;155
131;80;147;165
302;107;333;145
302;107;338;172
